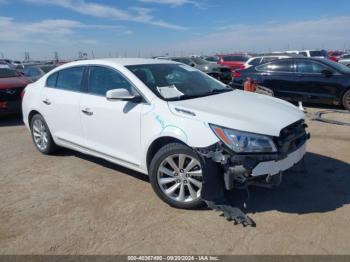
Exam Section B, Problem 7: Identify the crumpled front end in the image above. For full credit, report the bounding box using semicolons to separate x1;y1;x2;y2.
196;120;310;190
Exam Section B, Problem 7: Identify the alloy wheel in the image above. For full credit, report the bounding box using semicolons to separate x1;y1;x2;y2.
32;119;49;151
157;154;203;203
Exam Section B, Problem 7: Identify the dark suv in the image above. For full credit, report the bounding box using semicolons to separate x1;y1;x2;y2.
232;57;350;110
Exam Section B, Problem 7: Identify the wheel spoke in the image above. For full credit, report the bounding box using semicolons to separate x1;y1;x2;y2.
187;170;202;176
178;154;186;169
165;182;180;195
166;157;179;172
33;125;40;133
159;166;174;177
188;177;202;189
159;177;176;185
187;183;197;200
177;183;185;202
185;159;198;172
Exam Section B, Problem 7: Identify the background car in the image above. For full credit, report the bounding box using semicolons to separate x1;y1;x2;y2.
0;61;10;69
231;57;350;110
23;65;56;82
171;56;232;84
328;50;345;62
244;54;293;69
339;54;350;68
0;68;31;115
217;54;251;71
202;56;219;63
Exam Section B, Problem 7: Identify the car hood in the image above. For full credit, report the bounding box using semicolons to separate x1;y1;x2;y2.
168;90;304;137
0;76;31;89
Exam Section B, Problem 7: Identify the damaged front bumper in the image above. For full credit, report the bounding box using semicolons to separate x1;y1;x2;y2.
196;120;310;190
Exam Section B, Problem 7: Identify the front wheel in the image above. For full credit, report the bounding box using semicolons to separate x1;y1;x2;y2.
342;89;350;111
149;143;205;209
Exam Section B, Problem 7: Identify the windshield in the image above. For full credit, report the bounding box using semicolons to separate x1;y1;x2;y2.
126;63;232;101
191;57;208;65
0;68;20;78
321;59;350;74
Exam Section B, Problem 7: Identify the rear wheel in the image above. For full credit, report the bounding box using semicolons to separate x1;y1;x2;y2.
149;143;205;209
30;114;58;154
342;89;350;111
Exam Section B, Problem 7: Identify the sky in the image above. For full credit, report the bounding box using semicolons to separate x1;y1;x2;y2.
1;0;350;60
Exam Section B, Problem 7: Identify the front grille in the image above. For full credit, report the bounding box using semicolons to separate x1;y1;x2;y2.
0;86;25;101
275;120;308;156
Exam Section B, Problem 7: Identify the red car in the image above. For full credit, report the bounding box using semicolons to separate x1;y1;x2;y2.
217;54;251;71
328;51;344;62
0;68;31;115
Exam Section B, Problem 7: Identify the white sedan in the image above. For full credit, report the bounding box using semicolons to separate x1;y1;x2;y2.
22;58;308;209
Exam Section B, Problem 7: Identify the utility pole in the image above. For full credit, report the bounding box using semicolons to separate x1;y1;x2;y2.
24;52;30;62
54;51;59;63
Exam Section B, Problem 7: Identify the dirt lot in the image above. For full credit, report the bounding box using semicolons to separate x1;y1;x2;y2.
0;107;350;255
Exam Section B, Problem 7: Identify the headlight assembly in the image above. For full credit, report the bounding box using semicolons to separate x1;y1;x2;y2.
210;124;277;153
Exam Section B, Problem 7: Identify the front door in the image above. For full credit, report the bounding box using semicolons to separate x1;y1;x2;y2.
80;66;143;167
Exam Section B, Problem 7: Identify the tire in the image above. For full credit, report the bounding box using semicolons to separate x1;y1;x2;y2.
342;89;350;111
149;143;209;209
30;114;58;154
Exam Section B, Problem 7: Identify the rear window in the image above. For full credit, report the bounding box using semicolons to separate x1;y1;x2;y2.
56;67;84;91
0;68;20;78
222;56;250;62
46;67;84;91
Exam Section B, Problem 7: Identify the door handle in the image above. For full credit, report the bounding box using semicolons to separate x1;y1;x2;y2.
81;108;93;116
42;98;51;105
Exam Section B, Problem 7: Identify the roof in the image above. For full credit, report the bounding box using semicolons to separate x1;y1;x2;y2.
68;58;179;67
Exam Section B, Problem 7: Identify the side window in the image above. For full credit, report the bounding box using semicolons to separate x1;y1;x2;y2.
262;57;279;63
56;67;84;91
257;60;295;72
249;58;261;66
46;72;58;87
300;52;308;57
297;60;329;74
88;66;133;96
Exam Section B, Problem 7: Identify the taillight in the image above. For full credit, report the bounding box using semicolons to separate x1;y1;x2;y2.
20;88;25;101
239;65;245;70
233;71;241;78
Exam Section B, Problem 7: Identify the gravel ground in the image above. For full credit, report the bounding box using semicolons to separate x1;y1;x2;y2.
0;107;349;255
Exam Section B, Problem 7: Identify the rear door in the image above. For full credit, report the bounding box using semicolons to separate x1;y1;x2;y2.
40;66;85;145
256;59;299;100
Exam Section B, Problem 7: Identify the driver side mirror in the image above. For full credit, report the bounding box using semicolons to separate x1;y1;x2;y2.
322;69;333;77
106;88;142;102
